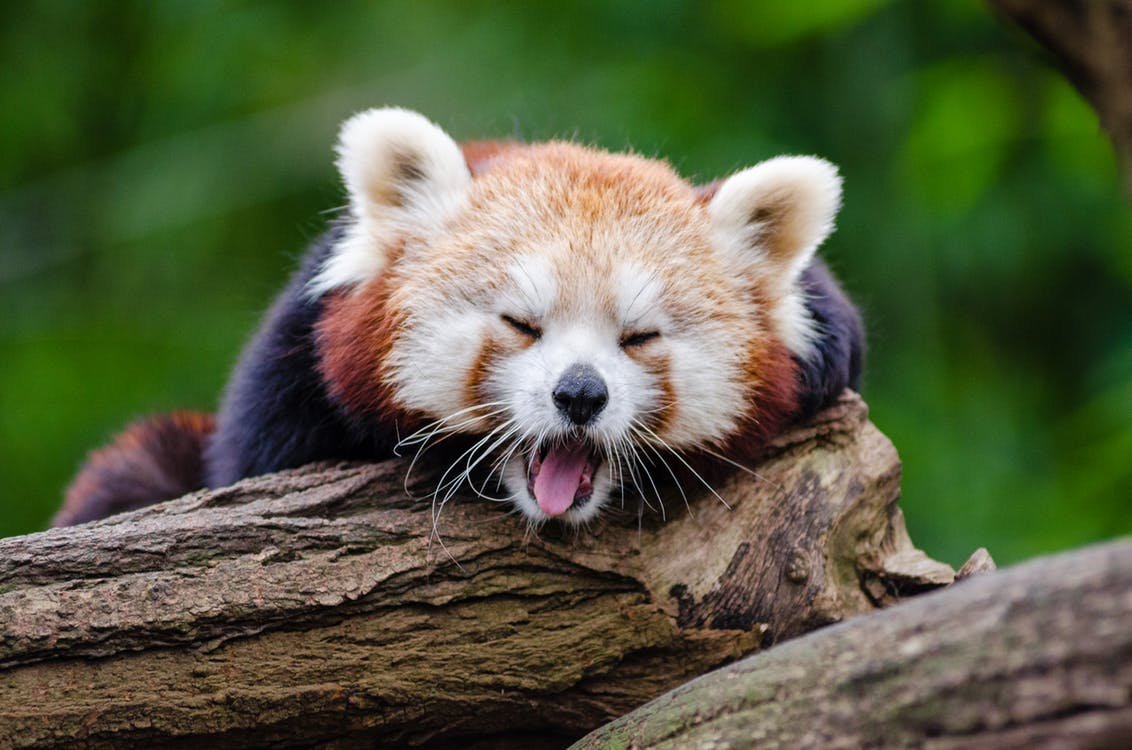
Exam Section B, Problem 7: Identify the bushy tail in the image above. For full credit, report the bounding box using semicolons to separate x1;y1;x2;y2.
55;411;215;527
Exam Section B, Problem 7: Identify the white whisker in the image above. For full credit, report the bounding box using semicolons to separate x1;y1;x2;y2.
622;438;665;520
695;444;782;492
397;402;510;497
632;420;731;511
429;421;512;543
632;434;692;519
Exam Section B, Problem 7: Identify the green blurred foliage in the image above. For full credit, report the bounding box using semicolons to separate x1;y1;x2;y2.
1;0;1128;565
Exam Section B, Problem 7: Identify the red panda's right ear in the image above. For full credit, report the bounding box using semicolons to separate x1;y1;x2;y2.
308;108;471;296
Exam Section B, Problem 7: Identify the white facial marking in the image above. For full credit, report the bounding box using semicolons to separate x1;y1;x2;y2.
468;259;671;524
617;263;665;332
617;264;746;450
396;252;754;526
389;302;488;419
502;254;556;321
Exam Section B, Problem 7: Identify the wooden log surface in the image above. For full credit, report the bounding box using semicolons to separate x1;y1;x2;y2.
572;537;1132;750
0;393;957;749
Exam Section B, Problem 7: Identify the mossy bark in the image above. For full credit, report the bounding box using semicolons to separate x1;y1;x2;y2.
572;538;1132;749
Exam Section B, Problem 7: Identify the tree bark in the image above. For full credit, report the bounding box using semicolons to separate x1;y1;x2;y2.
988;0;1132;192
572;538;1132;750
0;393;958;749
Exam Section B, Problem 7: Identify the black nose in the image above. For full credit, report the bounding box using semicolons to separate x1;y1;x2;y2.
553;363;609;426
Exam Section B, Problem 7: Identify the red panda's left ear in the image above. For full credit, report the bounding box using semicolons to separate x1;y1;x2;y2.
309;108;472;296
708;156;842;291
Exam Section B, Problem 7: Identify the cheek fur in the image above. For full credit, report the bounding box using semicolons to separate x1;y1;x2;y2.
465;333;506;410
719;335;800;466
630;348;676;435
316;279;413;426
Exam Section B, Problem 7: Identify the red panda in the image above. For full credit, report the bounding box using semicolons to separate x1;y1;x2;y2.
55;108;863;527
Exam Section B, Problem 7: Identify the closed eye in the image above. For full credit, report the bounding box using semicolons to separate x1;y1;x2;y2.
620;330;660;348
501;314;542;340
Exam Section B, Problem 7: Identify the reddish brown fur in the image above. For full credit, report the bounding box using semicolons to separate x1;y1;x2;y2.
691;184;803;461
316;140;551;426
430;143;717;330
316;267;420;430
724;338;800;465
462;140;522;176
57;411;215;527
464;333;506;413
632;347;679;436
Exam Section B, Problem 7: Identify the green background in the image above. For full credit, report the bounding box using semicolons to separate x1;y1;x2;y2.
2;0;1129;566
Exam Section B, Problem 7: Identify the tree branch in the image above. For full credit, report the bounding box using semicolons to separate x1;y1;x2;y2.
572;538;1132;749
0;393;957;749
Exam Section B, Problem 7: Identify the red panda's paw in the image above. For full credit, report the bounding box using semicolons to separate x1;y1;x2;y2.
56;411;215;527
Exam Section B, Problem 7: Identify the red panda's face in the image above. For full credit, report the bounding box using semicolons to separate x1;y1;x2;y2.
314;110;841;525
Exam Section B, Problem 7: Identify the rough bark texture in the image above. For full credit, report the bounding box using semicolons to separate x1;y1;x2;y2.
988;0;1132;192
0;393;955;749
572;538;1132;750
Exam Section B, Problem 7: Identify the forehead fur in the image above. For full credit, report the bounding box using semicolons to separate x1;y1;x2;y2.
396;143;731;316
470;142;695;214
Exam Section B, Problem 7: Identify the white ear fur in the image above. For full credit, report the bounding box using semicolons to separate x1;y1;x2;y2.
709;156;842;357
308;108;471;296
709;155;841;288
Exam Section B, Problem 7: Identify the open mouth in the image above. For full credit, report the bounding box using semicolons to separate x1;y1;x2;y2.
526;436;603;517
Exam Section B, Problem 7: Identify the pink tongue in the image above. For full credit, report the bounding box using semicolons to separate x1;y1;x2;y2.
533;442;590;516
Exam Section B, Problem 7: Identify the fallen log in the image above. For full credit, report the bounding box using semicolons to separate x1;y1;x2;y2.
0;393;958;748
572;537;1132;750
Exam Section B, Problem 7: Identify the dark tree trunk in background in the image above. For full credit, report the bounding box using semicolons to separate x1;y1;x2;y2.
989;0;1132;192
